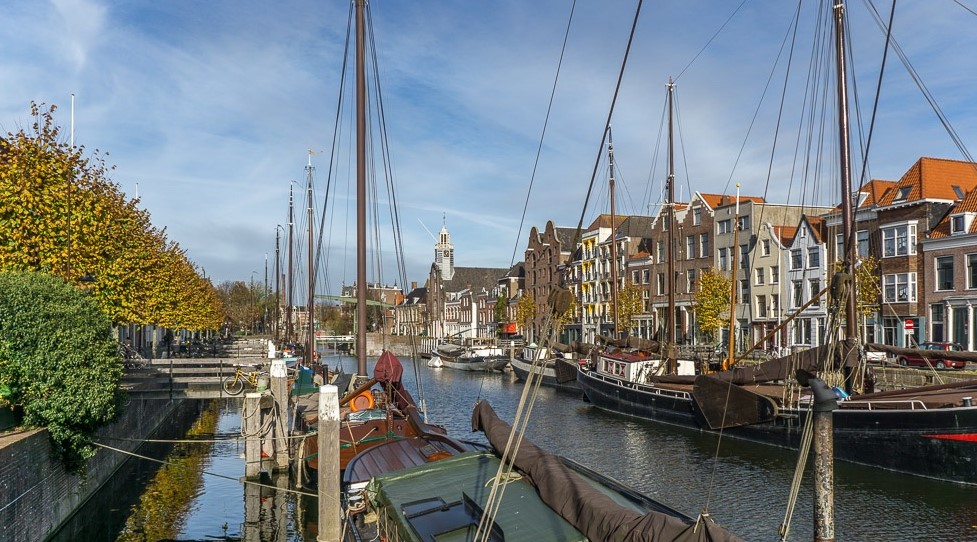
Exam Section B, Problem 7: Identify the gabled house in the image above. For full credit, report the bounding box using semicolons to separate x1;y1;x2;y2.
524;221;576;342
784;215;828;350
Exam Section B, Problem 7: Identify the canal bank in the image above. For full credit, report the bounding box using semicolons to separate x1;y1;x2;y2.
0;396;200;542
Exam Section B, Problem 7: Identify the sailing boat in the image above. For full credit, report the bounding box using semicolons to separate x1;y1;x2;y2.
292;0;447;480
575;1;977;486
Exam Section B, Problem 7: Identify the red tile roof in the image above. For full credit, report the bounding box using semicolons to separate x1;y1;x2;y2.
877;157;977;206
930;186;977;238
698;192;766;210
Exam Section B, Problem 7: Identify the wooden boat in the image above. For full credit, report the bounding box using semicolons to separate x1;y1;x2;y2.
434;339;508;372
508;343;580;391
341;400;744;542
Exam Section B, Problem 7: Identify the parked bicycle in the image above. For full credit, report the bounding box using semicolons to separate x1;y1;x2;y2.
222;363;266;395
120;342;146;369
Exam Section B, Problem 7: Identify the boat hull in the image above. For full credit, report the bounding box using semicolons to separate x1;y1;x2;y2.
577;368;977;485
509;357;580;392
440;356;507;372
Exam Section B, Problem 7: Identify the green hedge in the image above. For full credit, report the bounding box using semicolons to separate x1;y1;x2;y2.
0;270;122;471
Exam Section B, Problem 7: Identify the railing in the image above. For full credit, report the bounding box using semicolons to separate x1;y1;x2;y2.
842;399;929;411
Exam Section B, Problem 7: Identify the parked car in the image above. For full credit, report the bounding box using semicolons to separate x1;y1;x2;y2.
896;342;967;370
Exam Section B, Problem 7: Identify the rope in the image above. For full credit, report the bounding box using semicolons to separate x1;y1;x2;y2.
92;441;318;498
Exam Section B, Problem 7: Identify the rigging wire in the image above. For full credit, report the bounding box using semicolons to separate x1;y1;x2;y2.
673;0;750;83
508;0;577;269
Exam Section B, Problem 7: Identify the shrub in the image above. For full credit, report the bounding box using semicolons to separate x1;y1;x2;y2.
0;270;122;471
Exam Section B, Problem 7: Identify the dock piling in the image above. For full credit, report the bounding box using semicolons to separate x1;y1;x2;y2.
317;385;340;542
270;358;290;469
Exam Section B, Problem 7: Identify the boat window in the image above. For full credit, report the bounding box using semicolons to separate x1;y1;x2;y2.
401;493;503;542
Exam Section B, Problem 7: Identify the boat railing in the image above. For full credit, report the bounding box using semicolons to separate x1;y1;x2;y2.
843;398;929;411
589;369;691;400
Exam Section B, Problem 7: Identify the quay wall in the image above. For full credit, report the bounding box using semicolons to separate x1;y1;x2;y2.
365;334;438;358
0;397;192;542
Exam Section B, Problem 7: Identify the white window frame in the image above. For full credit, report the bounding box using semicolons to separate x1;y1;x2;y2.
883;272;917;303
881;222;918;258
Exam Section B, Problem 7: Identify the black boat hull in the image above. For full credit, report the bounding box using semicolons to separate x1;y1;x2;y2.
577;368;977;485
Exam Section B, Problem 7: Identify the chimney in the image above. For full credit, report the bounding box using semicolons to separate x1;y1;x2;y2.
411;281;418;290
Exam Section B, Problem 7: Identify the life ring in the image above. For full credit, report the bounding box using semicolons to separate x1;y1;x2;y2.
349;391;375;412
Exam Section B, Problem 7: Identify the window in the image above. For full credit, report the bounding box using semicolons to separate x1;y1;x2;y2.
807;247;820;269
739;244;749;269
881;223;917;257
761;239;771;256
790;249;803;270
771;294;780;312
970;254;977;289
687;269;696;292
657;240;665;263
737;215;750;231
739;279;749;300
656;273;666;295
792;280;803;308
699;234;709;257
755;267;765;285
686;235;695;260
794;319;812;344
693;207;702;225
770;265;780;284
951;215;965;234
642;269;650;284
931;304;945;342
835;233;844;261
719;248;729;271
883;273;917;303
718;219;731;234
632;271;640;284
936;256;954;291
757;295;768;318
894;186;911;202
809;278;821;306
857;230;869;257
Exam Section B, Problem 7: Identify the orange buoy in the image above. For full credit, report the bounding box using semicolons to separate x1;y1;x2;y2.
349;391;375;412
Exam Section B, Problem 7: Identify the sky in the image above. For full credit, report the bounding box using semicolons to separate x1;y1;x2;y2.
3;0;977;296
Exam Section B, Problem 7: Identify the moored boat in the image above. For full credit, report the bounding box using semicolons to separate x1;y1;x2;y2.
509;343;581;391
342;400;745;542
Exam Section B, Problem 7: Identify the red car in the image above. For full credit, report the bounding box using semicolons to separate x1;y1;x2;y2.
896;342;967;370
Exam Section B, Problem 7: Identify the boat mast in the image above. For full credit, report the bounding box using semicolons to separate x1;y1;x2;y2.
355;0;368;376
274;226;281;345
666;80;677;363
608;127;619;338
725;183;740;371
834;0;857;342
306;154;316;365
287;184;295;345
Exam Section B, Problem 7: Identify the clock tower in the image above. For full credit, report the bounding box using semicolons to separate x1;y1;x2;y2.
435;217;454;280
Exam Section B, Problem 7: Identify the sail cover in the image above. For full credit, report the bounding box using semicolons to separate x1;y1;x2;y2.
471;401;745;542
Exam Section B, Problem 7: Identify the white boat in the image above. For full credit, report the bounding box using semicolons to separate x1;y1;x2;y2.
426;355;444;368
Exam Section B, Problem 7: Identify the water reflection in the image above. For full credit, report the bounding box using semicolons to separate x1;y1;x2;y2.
57;354;977;541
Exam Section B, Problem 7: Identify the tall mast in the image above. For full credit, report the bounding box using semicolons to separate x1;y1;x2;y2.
666;80;677;354
355;0;368;375
608;127;619;338
306;155;316;365
274;226;281;345
834;0;857;340
725;183;741;371
287;184;295;344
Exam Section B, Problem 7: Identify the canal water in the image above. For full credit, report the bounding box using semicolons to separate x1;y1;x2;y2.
57;354;977;541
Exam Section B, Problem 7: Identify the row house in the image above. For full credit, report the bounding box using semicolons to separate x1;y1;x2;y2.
823;157;977;347
393;282;427;336
523;221;575;342
569;214;627;343
339;282;403;334
751;222;794;350
783;215;828;350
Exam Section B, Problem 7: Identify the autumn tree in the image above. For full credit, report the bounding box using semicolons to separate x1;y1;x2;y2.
515;294;536;339
0;103;222;331
693;267;731;343
617;283;643;336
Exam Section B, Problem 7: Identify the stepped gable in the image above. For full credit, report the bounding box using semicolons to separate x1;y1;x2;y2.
877;157;977;206
442;266;509;293
930;186;977;238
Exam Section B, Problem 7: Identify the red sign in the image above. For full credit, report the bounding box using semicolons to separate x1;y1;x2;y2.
905;320;914;331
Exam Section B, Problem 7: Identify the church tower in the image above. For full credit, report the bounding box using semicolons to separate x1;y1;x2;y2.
435;217;455;280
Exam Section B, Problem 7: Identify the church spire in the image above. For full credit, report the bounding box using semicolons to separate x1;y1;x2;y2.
435;215;454;280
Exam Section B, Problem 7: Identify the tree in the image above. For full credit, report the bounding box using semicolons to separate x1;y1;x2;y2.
617;283;643;336
515;294;536;338
693;267;732;343
0;103;223;332
0;270;123;471
494;294;508;324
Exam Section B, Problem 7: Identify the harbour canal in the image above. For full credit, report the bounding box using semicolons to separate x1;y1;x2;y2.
54;355;977;541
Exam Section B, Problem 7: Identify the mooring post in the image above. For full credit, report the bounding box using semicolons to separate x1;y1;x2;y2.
317;384;340;542
270;358;290;469
808;376;837;542
244;392;262;479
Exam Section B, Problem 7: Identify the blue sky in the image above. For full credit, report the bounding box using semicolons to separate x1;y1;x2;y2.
3;1;976;295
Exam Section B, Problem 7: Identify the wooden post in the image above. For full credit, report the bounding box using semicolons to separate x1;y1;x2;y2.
244;392;262;478
270;358;290;469
318;384;340;542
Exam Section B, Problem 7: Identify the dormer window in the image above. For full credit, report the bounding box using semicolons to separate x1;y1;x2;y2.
951;213;974;235
894;186;911;202
953;185;965;200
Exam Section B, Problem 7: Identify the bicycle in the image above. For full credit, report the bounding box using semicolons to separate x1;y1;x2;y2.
120;343;146;369
222;363;266;395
